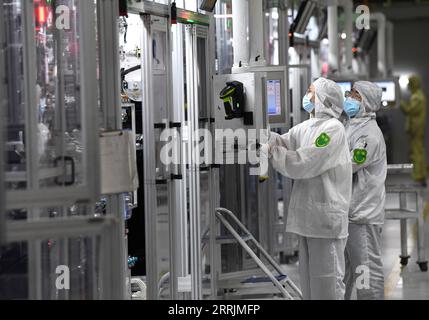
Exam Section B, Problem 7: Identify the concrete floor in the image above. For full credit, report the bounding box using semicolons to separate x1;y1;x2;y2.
155;172;429;300
383;193;429;300
280;188;429;300
383;219;429;300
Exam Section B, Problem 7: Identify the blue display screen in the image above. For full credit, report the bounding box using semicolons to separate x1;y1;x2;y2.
267;80;282;116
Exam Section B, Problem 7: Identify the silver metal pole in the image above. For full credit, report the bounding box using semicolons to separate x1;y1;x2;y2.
165;18;179;299
21;0;38;192
249;0;266;67
91;234;99;299
100;224;113;299
173;23;190;282
206;14;219;300
386;21;394;77
0;0;6;245
186;24;202;300
79;0;100;199
170;24;186;299
141;13;159;300
21;0;42;300
232;0;249;71
371;13;387;78
278;1;289;66
97;0;127;300
171;19;190;300
339;0;353;75
417;191;426;263
185;25;196;300
377;15;387;78
98;0;122;130
192;24;203;300
400;218;408;260
327;0;339;75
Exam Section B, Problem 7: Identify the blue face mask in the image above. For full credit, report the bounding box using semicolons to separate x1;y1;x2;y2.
302;93;315;113
344;98;361;118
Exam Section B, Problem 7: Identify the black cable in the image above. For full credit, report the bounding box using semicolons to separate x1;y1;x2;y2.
121;65;142;94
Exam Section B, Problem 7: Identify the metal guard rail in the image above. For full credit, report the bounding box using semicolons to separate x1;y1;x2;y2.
215;208;303;300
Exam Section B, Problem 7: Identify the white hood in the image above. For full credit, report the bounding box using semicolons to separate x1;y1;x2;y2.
353;81;383;119
313;77;345;120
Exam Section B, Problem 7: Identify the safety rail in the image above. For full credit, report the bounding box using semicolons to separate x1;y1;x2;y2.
385;164;428;272
215;208;303;300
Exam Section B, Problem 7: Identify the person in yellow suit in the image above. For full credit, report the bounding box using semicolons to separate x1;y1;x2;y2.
401;75;427;186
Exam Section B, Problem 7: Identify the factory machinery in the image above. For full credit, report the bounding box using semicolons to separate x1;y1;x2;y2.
0;0;401;300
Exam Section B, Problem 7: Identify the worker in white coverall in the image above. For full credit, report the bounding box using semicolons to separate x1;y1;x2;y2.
342;81;387;300
261;78;352;300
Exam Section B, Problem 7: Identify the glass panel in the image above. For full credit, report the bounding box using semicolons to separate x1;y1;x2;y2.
214;0;233;74
152;30;167;72
2;0;97;194
35;0;85;189
3;0;26;190
0;235;101;300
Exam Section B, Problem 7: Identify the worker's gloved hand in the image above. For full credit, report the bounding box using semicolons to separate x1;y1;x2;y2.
260;143;271;158
258;176;269;183
268;131;284;151
255;142;271;157
258;143;271;182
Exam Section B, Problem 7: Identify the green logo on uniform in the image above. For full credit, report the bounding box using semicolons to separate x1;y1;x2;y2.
353;149;367;164
315;133;331;148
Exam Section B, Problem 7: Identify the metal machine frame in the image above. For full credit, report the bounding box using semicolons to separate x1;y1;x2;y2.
128;0;216;300
214;208;302;300
1;0;128;300
97;0;129;300
207;1;304;297
385;164;428;272
5;0;100;210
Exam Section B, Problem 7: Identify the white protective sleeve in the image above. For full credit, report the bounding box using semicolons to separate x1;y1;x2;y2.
269;126;346;180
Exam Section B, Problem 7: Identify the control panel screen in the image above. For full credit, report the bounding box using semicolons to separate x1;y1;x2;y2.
375;81;396;102
267;80;282;116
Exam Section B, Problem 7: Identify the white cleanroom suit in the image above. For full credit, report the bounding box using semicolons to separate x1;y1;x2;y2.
266;78;352;300
343;81;387;300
